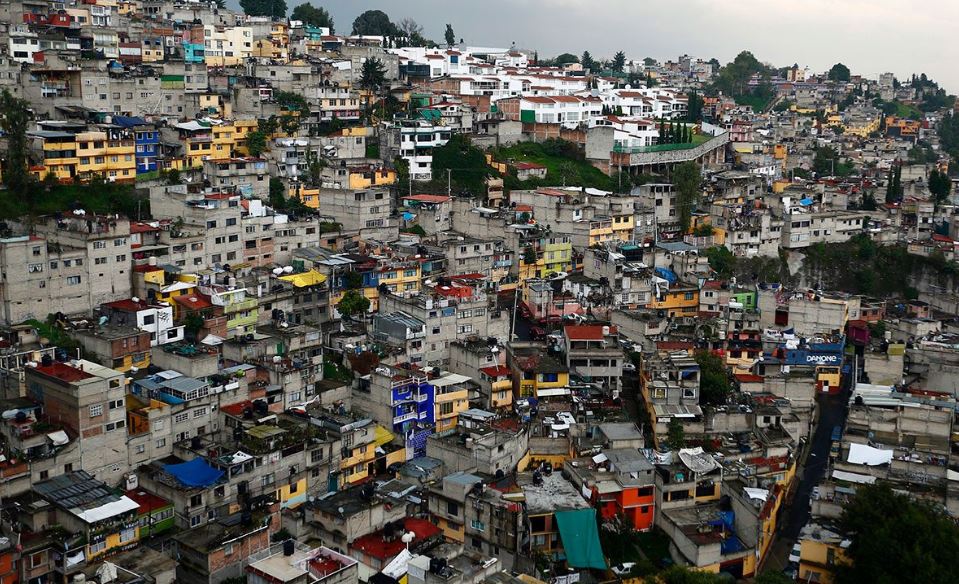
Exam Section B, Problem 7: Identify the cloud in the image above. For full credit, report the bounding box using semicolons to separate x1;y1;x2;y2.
276;0;959;92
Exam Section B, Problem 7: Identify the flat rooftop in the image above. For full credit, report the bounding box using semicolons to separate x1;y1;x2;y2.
518;471;589;515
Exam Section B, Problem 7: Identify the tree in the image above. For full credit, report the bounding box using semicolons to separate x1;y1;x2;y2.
835;484;959;584
352;10;395;36
279;114;300;137
444;24;456;47
860;191;878;211
359;57;387;90
659;567;728;584
666;418;685;451
695;350;732;406
553;53;579;66
246;130;267;157
658;118;666;143
673;161;701;232
183;313;204;340
580;51;595;71
0;90;32;197
828;62;851;83
611;50;627;73
929;168;952;212
705;246;736;278
523;246;537;265
337;290;371;318
885;165;902;203
646;72;657;87
290;3;333;31
397;17;422;37
239;0;286;19
686;90;704;122
165;168;181;186
813;145;841;176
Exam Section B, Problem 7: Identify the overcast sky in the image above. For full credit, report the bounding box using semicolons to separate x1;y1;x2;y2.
254;0;958;92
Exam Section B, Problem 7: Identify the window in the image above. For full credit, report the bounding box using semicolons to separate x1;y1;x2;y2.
142;314;155;325
193;407;207;418
115;255;126;262
105;420;126;432
156;438;166;448
135;444;145;454
174;412;189;423
447;501;459;516
94;241;106;249
39;470;49;480
190;494;202;506
89;404;103;417
207;220;217;228
90;540;106;554
190;515;202;527
95;257;107;265
114;238;125;246
109;399;124;409
49;261;58;269
226;218;236;226
470;519;485;531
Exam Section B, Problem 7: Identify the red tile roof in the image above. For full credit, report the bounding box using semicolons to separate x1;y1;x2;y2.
351;518;440;561
479;365;510;378
656;340;694;351
103;298;150;312
734;374;764;384
125;489;171;513
34;362;93;383
130;222;159;234
564;325;617;340
220;400;253;417
403;194;450;203
174;295;213;310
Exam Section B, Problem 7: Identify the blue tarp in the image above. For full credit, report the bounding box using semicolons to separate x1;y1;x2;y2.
654;267;678;284
799;198;814;206
112;116;147;128
164;458;224;488
554;509;606;570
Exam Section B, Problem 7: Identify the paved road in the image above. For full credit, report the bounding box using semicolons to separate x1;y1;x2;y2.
765;359;854;573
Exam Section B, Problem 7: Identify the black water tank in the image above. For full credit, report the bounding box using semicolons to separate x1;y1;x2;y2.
283;539;295;556
41;355;53;367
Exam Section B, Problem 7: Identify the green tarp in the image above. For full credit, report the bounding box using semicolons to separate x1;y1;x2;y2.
554;508;606;570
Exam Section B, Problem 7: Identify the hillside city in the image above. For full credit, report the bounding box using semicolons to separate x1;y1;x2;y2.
0;2;957;584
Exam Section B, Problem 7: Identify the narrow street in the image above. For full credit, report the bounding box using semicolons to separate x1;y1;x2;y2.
765;360;853;573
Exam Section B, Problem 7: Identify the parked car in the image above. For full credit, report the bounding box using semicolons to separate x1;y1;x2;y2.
611;563;636;576
530;326;547;340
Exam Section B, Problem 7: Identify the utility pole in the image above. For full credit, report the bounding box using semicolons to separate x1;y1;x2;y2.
447;168;452;197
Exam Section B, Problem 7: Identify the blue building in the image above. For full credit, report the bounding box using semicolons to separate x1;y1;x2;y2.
113;116;158;174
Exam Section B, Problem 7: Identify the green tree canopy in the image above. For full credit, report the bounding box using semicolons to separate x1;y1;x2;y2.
359;57;387;90
239;0;286;19
352;9;395;36
695;350;732;406
580;51;595;71
705;246;735;279
836;483;959;584
337;290;371;318
686;91;704;122
290;3;333;31
0;90;32;197
929;168;952;210
666;418;685;451
672;161;702;231
444;23;456;47
246;130;267;157
828;62;851;82
611;50;627;73
554;53;579;65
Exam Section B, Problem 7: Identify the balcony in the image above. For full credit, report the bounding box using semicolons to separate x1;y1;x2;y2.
394;411;417;424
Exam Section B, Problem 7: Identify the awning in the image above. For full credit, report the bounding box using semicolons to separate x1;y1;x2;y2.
847;443;893;466
76;496;140;523
47;430;69;445
163;458;224;488
554;509;606;570
832;469;877;484
201;334;224;346
743;487;769;502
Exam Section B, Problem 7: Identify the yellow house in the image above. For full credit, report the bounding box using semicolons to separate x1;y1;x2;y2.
798;527;848;584
647;285;699;317
340;440;377;486
293;185;320;209
253;38;288;61
433;376;470;434
379;262;421;296
349;166;397;189
32;132;79;182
